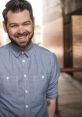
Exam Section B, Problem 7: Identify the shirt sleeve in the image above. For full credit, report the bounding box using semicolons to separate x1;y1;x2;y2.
46;53;60;100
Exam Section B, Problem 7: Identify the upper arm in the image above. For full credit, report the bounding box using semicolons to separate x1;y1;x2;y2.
46;53;60;100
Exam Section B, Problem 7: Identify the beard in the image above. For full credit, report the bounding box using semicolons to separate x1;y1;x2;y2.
7;31;34;49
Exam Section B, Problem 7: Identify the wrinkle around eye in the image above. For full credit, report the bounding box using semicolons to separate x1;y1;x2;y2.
9;24;18;28
23;21;31;26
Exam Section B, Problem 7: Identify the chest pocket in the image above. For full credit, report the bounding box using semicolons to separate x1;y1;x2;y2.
30;73;50;95
0;75;18;95
29;73;50;106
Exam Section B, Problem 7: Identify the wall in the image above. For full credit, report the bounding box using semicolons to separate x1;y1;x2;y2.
42;0;63;67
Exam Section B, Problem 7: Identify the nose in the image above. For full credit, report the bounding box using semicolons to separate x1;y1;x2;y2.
18;25;25;33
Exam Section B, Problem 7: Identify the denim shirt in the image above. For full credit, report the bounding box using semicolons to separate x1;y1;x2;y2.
0;42;60;117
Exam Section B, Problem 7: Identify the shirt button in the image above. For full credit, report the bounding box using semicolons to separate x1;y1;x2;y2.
22;60;25;63
6;76;9;80
25;90;29;93
24;74;27;78
26;105;29;108
42;75;45;79
22;51;24;54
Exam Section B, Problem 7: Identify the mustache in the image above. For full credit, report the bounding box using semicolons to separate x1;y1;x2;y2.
15;32;30;38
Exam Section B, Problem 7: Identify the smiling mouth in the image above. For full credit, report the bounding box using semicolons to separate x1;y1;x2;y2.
16;33;29;40
18;36;26;39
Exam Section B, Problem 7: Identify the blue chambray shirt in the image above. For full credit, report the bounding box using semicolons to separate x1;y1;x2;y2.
0;42;60;117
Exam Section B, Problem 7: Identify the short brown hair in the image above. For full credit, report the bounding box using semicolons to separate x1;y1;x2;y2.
2;0;34;25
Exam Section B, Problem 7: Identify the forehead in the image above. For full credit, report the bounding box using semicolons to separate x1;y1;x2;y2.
7;10;32;23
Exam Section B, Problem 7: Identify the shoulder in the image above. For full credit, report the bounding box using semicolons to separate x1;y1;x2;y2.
34;44;55;57
0;43;10;56
33;43;57;65
33;43;60;74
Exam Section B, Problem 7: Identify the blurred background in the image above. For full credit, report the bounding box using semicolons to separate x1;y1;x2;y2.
0;0;82;116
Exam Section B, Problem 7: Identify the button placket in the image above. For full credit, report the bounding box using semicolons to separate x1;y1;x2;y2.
21;51;26;63
20;53;30;112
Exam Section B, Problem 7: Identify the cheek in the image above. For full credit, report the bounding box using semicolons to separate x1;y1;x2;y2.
7;29;17;36
6;26;14;35
27;24;34;32
26;27;33;32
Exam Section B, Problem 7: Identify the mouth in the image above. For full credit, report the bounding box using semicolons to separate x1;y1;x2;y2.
18;36;26;39
15;33;29;42
15;32;29;39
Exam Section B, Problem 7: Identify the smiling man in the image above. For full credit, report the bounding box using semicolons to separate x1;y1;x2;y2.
5;10;34;48
0;0;60;117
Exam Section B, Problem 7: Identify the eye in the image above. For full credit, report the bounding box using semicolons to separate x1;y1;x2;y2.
9;24;18;28
23;21;31;26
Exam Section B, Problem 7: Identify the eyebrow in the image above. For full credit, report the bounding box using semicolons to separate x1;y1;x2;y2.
23;21;31;24
9;20;31;25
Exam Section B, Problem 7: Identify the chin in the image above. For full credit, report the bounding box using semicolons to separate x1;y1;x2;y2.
18;43;27;48
18;41;31;48
10;35;32;48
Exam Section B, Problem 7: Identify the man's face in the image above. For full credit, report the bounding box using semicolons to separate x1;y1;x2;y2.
4;9;34;48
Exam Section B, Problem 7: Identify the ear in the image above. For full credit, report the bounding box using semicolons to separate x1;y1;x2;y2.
3;21;7;33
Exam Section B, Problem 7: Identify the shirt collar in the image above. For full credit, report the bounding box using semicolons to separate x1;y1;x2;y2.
10;42;34;57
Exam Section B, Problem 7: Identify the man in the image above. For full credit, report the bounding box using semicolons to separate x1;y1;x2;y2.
0;0;60;117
